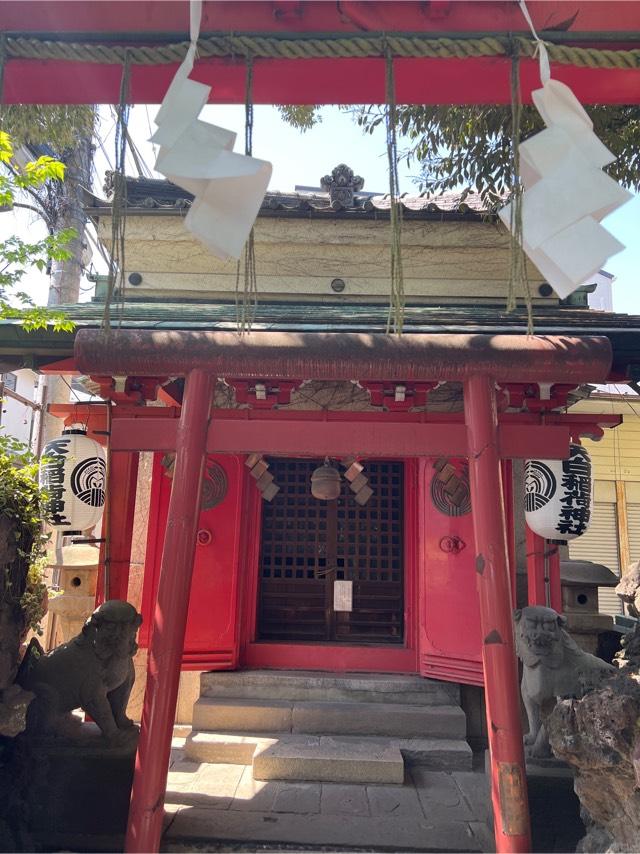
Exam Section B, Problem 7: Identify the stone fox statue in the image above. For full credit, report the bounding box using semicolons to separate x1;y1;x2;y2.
514;605;614;758
18;600;142;744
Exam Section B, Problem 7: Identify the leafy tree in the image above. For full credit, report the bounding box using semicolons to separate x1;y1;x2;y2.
0;132;75;331
0;106;95;154
0;433;49;640
356;104;640;204
279;104;640;204
1;105;97;308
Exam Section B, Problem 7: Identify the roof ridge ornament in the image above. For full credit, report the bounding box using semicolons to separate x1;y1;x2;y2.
320;164;365;210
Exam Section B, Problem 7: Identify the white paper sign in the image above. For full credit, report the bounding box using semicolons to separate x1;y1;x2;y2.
333;580;353;612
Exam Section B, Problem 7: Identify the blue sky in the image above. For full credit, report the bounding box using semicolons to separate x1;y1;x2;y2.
4;103;639;312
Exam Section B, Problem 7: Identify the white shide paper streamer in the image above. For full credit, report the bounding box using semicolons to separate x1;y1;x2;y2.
499;0;631;298
151;0;272;261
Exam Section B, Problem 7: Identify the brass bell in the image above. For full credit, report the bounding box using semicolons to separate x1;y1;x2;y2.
311;458;341;501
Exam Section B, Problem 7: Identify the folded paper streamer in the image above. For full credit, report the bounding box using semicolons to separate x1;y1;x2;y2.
499;2;631;298
151;0;272;261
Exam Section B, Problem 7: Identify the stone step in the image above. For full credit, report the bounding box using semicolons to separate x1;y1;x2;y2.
199;669;459;706
192;697;466;739
184;731;473;772
252;735;405;784
165;803;485;853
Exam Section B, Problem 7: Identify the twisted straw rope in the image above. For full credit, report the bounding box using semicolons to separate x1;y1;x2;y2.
4;32;639;70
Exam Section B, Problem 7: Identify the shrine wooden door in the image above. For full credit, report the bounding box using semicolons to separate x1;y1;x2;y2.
257;458;404;644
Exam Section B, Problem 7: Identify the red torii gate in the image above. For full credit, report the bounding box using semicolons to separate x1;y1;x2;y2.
1;1;640;105
2;3;639;853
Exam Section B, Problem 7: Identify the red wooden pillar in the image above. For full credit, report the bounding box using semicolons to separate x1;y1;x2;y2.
464;374;531;853
125;369;214;854
525;527;547;607
104;451;140;601
547;544;563;613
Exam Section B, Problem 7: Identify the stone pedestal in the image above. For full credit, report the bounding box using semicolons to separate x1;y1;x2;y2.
47;544;99;643
13;723;136;851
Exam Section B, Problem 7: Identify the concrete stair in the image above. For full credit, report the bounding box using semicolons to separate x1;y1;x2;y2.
185;670;472;784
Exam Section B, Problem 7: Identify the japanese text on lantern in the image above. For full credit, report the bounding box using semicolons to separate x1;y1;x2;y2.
557;446;591;537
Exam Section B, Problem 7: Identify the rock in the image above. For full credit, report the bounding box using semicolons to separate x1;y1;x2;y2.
615;562;640;619
547;655;640;853
0;684;33;737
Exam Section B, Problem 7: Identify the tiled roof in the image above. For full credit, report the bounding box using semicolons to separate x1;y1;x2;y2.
51;300;640;334
90;175;492;220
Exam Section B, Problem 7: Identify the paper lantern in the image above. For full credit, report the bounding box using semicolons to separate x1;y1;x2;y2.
311;459;342;501
150;0;272;261
39;428;106;532
524;444;592;541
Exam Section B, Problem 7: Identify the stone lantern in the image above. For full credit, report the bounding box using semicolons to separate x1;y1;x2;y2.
47;544;100;643
561;558;619;654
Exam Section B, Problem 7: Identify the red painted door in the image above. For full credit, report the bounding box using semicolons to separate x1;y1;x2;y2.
140;453;244;669
418;457;484;685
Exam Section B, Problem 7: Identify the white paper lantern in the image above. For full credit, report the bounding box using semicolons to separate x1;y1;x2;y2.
524;443;592;541
39;428;106;532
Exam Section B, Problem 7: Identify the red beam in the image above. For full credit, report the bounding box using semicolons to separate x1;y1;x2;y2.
3;2;639;105
126;370;215;853
50;402;622;431
37;356;79;375
75;330;613;385
4;2;637;35
109;415;577;459
464;374;531;852
4;55;639;105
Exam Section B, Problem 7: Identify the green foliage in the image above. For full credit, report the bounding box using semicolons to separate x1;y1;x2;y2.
0;434;50;635
354;104;640;204
277;106;322;131
0;132;75;332
21;557;48;636
0;105;95;154
278;104;640;204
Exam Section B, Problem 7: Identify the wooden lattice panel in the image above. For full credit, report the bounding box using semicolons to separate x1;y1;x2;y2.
258;458;403;644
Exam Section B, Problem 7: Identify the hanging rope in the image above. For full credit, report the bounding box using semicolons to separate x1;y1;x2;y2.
235;56;258;334
102;51;131;331
2;32;639;70
385;48;404;336
506;48;533;333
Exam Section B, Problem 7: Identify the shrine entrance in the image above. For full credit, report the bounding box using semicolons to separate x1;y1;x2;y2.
257;458;404;644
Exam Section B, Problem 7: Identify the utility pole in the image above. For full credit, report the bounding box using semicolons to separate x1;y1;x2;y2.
37;122;96;447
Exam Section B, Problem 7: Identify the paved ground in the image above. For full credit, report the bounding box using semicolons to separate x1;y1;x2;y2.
161;739;495;853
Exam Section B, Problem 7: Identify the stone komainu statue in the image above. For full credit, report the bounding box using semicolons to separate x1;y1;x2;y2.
18;600;142;744
514;605;614;758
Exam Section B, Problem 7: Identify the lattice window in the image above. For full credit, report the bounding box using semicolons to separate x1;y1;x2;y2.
258;458;404;644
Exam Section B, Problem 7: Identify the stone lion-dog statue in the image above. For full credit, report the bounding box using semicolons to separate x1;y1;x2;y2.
18;600;142;745
514;605;614;758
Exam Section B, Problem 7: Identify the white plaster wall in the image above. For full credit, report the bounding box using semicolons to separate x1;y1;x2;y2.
98;215;550;305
